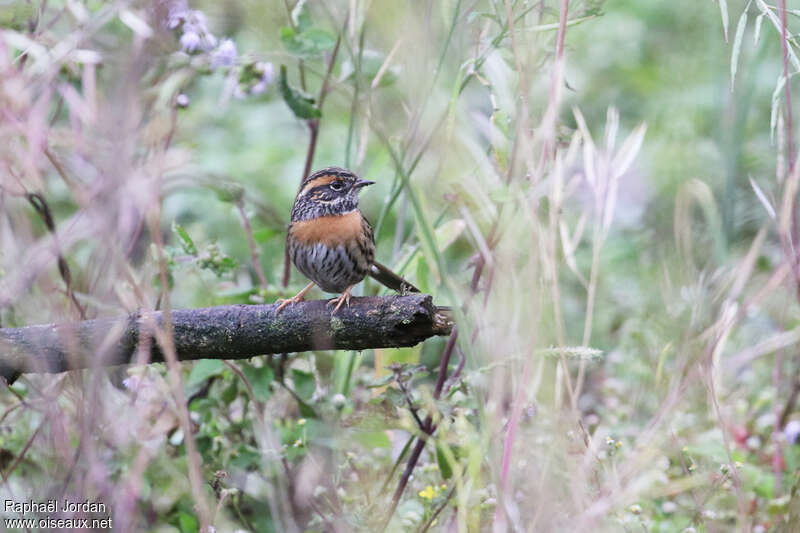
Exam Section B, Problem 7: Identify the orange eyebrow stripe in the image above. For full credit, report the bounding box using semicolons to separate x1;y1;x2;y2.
300;175;338;194
290;211;362;247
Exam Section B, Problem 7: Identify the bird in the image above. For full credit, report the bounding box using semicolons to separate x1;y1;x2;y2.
276;166;418;314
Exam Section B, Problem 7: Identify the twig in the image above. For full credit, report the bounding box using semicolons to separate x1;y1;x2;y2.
396;375;426;432
779;369;800;428
384;435;429;531
383;327;459;530
223;360;261;413
236;201;269;290
378;435;415;496
25;192;86;319
4;422;42;478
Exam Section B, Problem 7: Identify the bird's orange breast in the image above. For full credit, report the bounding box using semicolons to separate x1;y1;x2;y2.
290;211;363;247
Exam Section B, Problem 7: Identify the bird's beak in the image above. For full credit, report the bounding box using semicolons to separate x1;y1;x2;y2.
354;179;375;189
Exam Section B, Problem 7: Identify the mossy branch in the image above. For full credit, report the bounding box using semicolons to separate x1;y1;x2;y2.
0;294;452;383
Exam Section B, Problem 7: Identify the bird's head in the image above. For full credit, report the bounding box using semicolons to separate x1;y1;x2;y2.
292;167;375;220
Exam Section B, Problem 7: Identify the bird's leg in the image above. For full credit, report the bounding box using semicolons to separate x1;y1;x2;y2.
276;282;316;313
327;285;355;314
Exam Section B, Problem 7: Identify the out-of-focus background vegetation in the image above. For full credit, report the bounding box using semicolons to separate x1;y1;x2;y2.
1;0;799;531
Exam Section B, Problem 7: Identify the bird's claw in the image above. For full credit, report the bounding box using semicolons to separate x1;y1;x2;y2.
276;296;301;314
327;290;352;315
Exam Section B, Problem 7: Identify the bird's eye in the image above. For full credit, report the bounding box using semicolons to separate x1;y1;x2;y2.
330;181;345;191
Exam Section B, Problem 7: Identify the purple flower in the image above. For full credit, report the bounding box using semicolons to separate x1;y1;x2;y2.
200;33;218;52
167;14;183;29
785;420;800;444
188;10;208;31
261;62;275;84
180;31;200;52
211;39;237;68
251;80;268;95
169;6;217;54
165;0;188;29
251;62;275;94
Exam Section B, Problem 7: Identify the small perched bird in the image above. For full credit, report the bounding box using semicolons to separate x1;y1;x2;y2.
277;167;418;313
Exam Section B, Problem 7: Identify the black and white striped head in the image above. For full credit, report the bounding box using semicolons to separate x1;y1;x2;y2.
291;167;375;221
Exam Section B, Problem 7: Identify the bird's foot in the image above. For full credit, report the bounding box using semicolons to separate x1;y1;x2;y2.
275;282;316;314
327;286;354;315
276;295;302;314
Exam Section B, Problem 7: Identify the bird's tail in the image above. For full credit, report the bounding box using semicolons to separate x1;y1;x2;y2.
369;261;420;294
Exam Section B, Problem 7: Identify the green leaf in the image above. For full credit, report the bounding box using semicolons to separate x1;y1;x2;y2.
488;184;514;204
231;445;262;470
364;373;395;388
218;256;238;272
280;26;336;58
173;222;197;255
382;387;407;408
211;182;244;204
302;28;336;51
340;50;399;89
291;369;316;402
221;382;237;403
178;512;198;533
280;27;303;54
279;64;321;119
718;0;729;42
297;398;317;418
730;5;748;91
353;430;391;448
187;360;225;388
416;256;430;294
241;364;274;402
753;13;764;45
252;227;279;243
436;443;453;479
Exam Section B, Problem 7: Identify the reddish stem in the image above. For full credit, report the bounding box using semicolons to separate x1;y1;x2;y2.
383;327;459;530
282;118;319;287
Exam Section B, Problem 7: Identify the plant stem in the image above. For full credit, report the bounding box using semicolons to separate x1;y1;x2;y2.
779;0;800;304
345;26;366;168
780;0;794;171
236;201;269;290
382;327;459;531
